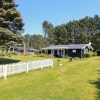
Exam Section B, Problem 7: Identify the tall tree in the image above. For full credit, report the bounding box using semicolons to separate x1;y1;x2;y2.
42;20;54;46
23;34;45;49
42;15;100;50
0;0;24;46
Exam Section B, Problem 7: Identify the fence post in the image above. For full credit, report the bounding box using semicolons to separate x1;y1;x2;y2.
51;59;53;68
41;60;43;70
26;62;29;73
3;65;7;80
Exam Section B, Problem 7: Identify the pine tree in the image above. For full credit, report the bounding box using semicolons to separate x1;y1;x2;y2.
0;0;24;46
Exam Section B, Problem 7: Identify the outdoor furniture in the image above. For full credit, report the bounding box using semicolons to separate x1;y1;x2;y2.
69;57;73;61
57;59;60;66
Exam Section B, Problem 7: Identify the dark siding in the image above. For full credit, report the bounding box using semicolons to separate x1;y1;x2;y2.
48;50;51;54
68;49;82;58
65;49;68;56
47;48;88;58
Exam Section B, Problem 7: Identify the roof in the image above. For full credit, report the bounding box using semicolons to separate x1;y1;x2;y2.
41;44;93;50
42;45;68;50
67;44;88;49
14;47;36;51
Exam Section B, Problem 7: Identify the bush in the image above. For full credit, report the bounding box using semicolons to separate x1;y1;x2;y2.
10;51;18;55
34;50;40;55
85;51;93;58
49;54;54;58
92;52;97;56
0;51;5;57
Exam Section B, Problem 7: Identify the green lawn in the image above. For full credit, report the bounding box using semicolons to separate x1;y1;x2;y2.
0;54;47;64
0;55;100;100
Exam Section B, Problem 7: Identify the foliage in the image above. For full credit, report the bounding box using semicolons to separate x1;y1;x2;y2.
0;50;6;57
10;51;18;55
0;0;24;46
34;50;40;55
49;54;54;58
42;20;55;46
23;34;45;49
42;15;100;50
84;51;93;58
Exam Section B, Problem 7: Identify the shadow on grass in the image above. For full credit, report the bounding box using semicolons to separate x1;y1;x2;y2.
0;58;20;64
89;70;100;99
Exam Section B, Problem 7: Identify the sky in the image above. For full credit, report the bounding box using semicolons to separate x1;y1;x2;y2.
15;0;100;35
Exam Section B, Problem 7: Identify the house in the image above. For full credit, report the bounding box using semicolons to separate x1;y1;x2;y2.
14;47;36;55
41;43;93;58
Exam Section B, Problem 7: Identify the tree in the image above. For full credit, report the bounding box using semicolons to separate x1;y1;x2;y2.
31;34;45;49
42;15;100;50
54;25;68;44
23;34;30;47
42;20;54;46
23;34;45;49
0;0;24;46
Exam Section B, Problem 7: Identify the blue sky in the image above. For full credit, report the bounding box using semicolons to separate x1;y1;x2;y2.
15;0;100;35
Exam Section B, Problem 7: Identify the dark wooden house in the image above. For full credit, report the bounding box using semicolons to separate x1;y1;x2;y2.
41;44;93;58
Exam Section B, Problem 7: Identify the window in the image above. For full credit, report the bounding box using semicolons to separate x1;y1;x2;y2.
72;50;76;53
84;49;88;54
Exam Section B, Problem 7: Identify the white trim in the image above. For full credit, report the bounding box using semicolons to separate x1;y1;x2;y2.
82;44;94;50
82;44;89;49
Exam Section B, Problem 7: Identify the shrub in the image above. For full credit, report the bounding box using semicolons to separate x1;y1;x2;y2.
49;54;54;58
10;51;18;55
92;52;97;56
85;51;93;58
34;50;40;55
0;51;5;57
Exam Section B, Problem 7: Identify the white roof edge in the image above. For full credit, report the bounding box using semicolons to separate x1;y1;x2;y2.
82;44;89;49
82;44;94;50
89;45;94;50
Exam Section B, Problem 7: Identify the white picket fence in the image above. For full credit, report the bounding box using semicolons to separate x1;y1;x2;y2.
0;59;53;79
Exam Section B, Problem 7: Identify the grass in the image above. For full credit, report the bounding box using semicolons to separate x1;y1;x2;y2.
0;55;100;100
0;54;48;64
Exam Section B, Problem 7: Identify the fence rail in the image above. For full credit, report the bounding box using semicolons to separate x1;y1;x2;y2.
0;59;53;79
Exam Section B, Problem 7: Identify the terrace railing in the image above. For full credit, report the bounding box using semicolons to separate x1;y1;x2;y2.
0;59;53;79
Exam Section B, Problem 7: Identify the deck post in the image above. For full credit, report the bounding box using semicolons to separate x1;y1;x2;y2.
63;49;65;57
81;49;82;59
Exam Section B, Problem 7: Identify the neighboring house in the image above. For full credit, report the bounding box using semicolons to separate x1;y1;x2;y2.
14;47;36;55
41;43;93;58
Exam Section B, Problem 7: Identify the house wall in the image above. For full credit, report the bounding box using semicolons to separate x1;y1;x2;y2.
48;49;67;57
47;49;88;58
68;49;82;58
